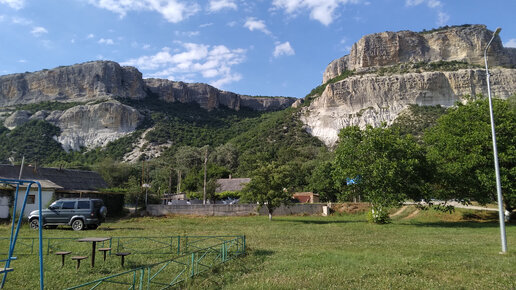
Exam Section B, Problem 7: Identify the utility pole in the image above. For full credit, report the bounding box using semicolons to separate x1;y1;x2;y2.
203;147;208;205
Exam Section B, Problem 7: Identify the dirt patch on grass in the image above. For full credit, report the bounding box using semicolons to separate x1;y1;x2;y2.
331;202;370;214
403;209;420;220
390;206;408;217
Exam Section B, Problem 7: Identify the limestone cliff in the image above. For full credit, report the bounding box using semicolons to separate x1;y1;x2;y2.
304;25;516;147
4;101;142;151
323;25;516;82
0;60;295;152
0;61;147;106
144;78;295;111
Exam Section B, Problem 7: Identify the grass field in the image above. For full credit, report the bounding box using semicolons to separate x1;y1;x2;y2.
1;206;515;289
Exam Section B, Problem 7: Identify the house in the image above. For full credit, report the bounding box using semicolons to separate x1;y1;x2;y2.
0;165;109;217
293;192;320;203
215;177;251;193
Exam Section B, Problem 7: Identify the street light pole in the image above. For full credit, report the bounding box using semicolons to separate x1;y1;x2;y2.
484;27;507;254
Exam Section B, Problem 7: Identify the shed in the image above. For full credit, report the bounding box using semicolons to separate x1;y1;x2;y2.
215;177;251;193
0;165;108;217
293;192;320;203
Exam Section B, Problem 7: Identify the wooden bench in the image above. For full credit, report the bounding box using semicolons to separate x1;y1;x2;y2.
98;248;111;261
115;252;131;267
55;251;72;267
71;256;88;270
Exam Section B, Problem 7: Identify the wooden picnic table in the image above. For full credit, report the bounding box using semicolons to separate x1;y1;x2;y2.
77;237;111;267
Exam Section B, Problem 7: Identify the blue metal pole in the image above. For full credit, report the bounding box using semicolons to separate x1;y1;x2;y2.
37;182;44;290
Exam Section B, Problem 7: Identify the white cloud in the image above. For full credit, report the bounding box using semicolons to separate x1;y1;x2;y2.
273;41;295;58
122;43;245;88
18;59;26;63
244;17;271;35
0;0;25;10
405;0;424;6
437;11;449;26
208;0;237;12
87;33;95;39
31;26;48;37
98;38;114;45
11;16;31;25
405;0;448;27
175;30;200;37
272;0;361;26
504;39;516;48
88;0;200;23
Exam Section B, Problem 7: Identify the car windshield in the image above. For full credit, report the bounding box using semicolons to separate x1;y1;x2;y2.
49;201;62;209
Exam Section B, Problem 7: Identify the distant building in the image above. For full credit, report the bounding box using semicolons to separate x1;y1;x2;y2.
0;165;108;217
293;192;319;203
215;177;251;193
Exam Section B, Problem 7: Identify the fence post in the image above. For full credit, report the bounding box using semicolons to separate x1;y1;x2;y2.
190;252;195;277
177;236;180;255
243;235;246;255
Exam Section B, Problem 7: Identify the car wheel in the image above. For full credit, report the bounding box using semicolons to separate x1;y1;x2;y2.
88;224;99;230
29;218;39;230
71;219;84;231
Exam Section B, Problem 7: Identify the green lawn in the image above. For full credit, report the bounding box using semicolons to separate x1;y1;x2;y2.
1;207;515;289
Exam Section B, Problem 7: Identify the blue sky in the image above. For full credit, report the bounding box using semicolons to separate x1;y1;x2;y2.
1;0;515;98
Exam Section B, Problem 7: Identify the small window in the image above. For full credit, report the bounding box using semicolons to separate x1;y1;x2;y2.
62;201;76;209
27;195;35;204
77;201;90;209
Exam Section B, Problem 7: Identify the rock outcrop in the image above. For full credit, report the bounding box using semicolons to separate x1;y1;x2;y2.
304;25;516;147
0;60;296;152
323;25;516;82
5;101;142;151
144;79;295;111
0;61;147;106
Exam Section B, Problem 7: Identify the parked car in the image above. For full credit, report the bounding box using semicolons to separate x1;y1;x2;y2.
28;198;107;231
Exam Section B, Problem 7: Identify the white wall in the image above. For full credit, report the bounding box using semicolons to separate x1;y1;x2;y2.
0;196;9;219
15;188;54;217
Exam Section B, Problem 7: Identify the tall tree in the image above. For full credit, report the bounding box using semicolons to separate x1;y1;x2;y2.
212;143;239;175
174;146;201;193
333;125;429;223
241;162;294;221
424;98;516;213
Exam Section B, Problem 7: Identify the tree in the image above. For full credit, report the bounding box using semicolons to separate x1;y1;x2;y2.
174;146;201;193
308;160;339;202
424;98;516;213
212;143;239;175
241;162;294;221
333;125;429;223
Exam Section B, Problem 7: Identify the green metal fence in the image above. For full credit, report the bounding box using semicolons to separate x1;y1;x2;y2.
65;235;246;289
0;235;243;257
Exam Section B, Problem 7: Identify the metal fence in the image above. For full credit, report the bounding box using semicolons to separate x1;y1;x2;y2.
65;235;246;289
0;235;244;257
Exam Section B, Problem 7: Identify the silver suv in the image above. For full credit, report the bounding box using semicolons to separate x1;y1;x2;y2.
28;198;107;231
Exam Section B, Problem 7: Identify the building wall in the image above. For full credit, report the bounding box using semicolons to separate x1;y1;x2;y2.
15;188;54;217
0;196;9;219
147;204;324;217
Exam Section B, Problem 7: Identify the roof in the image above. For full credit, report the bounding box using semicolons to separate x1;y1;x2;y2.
0;165;107;191
216;178;251;193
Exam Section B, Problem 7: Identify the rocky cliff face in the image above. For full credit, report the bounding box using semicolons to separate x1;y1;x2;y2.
323;25;516;82
0;61;147;106
4;101;142;151
304;25;516;147
0;60;294;152
144;78;295;111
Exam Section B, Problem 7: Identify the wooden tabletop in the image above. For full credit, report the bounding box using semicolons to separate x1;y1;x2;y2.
77;237;111;242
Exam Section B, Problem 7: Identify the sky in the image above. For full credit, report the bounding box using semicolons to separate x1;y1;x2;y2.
1;0;515;99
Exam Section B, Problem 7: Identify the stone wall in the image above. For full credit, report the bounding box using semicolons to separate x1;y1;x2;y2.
147;203;325;217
